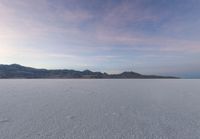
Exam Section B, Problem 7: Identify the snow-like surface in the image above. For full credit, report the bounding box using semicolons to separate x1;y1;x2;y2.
0;79;200;139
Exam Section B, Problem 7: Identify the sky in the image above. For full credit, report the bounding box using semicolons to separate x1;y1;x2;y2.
0;0;200;78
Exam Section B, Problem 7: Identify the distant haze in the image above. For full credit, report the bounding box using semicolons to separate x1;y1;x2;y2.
0;0;200;78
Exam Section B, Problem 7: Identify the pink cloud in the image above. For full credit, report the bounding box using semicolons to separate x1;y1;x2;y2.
61;9;92;23
99;1;159;29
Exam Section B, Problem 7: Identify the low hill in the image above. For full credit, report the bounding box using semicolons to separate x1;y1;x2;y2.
0;64;178;79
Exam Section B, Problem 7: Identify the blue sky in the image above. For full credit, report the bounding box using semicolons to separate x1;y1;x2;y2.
0;0;200;78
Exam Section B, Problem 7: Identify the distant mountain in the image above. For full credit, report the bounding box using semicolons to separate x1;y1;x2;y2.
0;64;178;79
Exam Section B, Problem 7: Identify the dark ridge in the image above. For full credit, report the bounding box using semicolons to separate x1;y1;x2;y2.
0;64;178;79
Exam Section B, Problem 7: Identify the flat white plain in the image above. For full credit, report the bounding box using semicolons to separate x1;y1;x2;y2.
0;79;200;139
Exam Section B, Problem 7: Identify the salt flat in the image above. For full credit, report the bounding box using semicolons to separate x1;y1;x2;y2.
0;79;200;139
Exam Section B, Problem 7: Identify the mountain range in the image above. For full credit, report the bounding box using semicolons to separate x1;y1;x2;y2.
0;64;178;79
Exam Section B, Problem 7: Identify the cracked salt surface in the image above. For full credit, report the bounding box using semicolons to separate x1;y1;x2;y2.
0;79;200;139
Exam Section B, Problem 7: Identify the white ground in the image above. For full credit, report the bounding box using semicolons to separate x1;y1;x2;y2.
0;79;200;139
